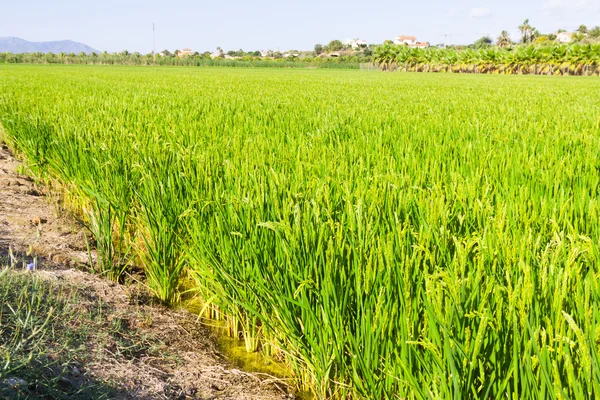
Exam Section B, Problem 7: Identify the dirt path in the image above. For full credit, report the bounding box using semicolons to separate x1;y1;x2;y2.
0;143;290;400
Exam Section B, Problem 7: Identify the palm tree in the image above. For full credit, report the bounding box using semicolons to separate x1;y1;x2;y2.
578;25;588;35
373;43;397;71
422;48;439;72
578;44;594;75
518;20;528;43
549;44;568;75
442;49;458;72
457;49;475;72
395;45;409;71
497;31;511;48
518;19;534;43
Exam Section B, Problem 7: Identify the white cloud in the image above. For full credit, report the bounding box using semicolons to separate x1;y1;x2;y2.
543;0;600;10
470;7;492;18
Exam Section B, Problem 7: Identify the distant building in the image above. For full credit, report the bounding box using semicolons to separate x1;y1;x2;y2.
177;48;194;57
393;35;429;48
556;32;573;43
210;48;224;59
343;38;368;49
394;35;417;45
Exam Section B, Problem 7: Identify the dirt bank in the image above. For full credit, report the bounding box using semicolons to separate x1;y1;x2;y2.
0;143;290;400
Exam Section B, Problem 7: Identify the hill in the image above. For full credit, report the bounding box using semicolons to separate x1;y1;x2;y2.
0;37;99;54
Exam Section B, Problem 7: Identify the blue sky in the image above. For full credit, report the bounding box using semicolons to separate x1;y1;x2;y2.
2;0;599;53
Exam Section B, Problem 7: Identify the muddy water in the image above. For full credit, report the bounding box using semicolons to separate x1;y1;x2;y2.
185;305;316;399
184;299;291;378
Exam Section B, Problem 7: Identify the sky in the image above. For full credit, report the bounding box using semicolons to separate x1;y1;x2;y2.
2;0;600;53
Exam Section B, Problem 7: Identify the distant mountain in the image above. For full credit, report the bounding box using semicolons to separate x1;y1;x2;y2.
0;37;99;54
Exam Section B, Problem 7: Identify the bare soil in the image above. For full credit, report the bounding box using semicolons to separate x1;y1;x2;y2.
0;143;290;400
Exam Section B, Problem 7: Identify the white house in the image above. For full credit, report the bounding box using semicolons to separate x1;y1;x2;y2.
393;35;430;48
394;35;417;45
343;38;367;49
556;32;573;43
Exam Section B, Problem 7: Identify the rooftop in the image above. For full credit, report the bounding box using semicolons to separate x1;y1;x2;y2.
396;35;417;41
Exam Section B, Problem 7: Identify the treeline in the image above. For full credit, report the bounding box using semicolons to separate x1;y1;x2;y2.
373;43;600;75
5;43;600;76
0;51;367;69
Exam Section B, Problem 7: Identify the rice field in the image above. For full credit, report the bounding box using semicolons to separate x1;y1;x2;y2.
2;64;600;399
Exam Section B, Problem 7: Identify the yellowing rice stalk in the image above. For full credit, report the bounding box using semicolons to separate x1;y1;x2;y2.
1;64;600;399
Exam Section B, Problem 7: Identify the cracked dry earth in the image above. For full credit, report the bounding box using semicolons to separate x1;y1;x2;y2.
0;143;290;400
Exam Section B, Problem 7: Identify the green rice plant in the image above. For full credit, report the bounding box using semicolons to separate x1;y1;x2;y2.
135;151;191;304
79;151;139;282
2;65;600;398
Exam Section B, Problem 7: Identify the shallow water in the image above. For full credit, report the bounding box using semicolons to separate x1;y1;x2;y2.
184;298;290;378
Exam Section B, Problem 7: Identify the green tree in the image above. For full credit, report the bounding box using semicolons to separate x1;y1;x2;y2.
328;40;343;51
474;36;493;49
578;25;588;35
589;26;600;38
314;44;323;55
227;49;245;57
